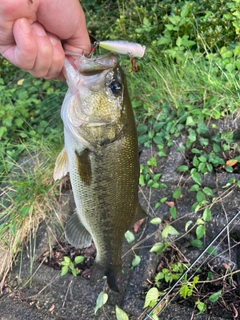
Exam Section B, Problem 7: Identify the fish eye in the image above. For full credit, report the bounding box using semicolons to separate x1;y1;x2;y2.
109;81;122;95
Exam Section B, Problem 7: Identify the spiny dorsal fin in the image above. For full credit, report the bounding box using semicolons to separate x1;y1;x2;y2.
75;149;92;185
65;210;92;249
53;148;69;180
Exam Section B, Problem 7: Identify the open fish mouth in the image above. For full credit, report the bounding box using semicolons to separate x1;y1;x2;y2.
64;51;118;73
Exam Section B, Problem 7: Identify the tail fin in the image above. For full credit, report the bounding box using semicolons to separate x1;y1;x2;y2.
90;262;121;292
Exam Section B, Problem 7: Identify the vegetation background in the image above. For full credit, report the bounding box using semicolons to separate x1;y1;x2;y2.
1;0;240;317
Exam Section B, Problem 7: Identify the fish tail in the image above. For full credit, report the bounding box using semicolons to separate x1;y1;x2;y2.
90;262;121;292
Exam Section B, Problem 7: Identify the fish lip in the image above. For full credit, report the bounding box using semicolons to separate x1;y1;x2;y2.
64;51;118;73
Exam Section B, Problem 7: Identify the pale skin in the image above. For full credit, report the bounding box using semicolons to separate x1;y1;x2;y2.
0;0;91;79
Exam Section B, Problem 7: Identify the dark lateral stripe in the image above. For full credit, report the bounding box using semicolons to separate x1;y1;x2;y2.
75;149;92;185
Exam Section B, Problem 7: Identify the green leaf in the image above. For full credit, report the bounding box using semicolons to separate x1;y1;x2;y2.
62;256;71;264
115;305;129;320
225;166;233;173
180;284;190;299
177;146;185;152
189;184;200;192
74;256;84;264
176;36;182;47
132;255;141;267
213;143;221;153
196;225;206;239
137;124;148;133
195;301;206;314
196;191;206;202
170;206;177;220
198;155;207;163
202;187;214;197
155;203;160;209
124;230;135;243
138;135;149;144
61;266;69;276
191;169;202;185
147;157;157;167
185;220;193;232
150;242;168;254
177;165;188;172
94;292;108;314
181;5;189;18
207;246;217;256
202;208;212;222
193;155;199;167
143;287;159;308
209;290;222;303
162;225;179;239
186;116;195;126
191;239;202;248
139;174;145;186
197;122;208;134
150;217;162;224
191;148;201;154
173;188;181;199
153;173;161;181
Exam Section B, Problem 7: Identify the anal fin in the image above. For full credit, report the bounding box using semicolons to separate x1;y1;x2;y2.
65;210;92;249
133;202;148;223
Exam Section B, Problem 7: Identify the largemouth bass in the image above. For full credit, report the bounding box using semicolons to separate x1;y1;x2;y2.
54;51;147;291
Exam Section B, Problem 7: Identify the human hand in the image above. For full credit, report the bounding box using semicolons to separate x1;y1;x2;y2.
0;0;91;79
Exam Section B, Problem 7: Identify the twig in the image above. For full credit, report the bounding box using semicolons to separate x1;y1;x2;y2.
62;279;73;308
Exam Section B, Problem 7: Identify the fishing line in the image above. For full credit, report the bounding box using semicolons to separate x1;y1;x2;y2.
142;210;240;320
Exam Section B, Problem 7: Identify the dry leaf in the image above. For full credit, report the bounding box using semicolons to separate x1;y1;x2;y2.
49;304;55;313
222;262;230;270
17;79;24;85
133;219;144;232
166;201;175;207
226;159;238;167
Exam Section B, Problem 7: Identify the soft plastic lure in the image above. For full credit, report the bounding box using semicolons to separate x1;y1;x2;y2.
99;40;146;58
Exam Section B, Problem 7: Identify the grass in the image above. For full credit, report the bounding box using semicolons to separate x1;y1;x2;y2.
0;139;64;290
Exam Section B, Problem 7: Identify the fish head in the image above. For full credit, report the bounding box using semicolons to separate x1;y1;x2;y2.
62;52;126;138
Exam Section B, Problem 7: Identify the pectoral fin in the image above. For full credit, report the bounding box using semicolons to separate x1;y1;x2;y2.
133;202;148;223
53;148;69;180
65;210;92;249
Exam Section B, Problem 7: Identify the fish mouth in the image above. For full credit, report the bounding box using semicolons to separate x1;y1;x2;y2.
65;51;118;74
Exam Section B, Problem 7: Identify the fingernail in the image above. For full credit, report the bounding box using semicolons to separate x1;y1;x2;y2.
49;34;59;46
19;18;31;34
32;23;46;37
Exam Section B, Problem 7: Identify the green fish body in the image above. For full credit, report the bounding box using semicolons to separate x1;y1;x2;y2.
54;52;146;291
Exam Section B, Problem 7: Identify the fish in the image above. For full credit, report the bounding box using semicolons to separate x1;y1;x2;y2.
54;51;147;292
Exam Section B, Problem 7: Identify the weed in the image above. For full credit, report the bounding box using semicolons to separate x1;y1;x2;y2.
61;255;84;277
